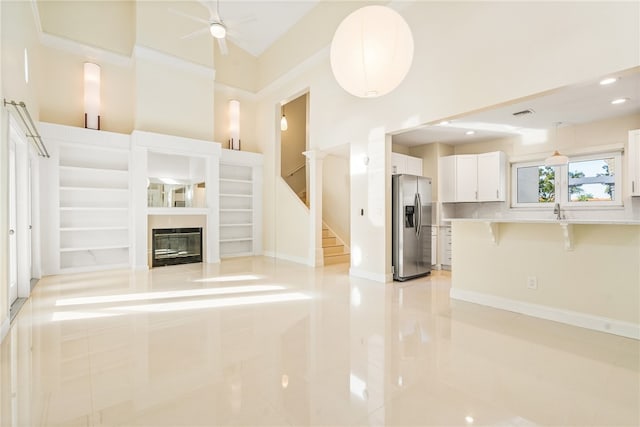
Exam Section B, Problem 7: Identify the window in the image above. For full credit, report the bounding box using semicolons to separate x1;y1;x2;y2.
512;151;622;208
512;162;557;207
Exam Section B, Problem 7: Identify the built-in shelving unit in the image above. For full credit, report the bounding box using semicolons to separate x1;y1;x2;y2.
57;142;130;272
219;150;263;258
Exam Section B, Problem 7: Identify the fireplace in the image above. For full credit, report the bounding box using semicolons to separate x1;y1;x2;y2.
152;227;203;267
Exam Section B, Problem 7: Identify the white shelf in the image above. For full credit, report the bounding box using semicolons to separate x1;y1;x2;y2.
60;244;130;252
219;155;262;259
59;165;128;174
60;226;128;232
220;178;252;184
60;207;128;211
220;193;252;198
55;134;131;272
60;186;128;192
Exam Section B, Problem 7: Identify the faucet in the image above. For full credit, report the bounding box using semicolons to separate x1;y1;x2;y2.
553;203;562;220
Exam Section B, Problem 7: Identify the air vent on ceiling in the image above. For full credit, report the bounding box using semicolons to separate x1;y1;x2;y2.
512;109;535;117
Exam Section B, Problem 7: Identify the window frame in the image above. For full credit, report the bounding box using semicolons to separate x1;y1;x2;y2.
510;160;558;208
561;151;622;208
511;150;623;209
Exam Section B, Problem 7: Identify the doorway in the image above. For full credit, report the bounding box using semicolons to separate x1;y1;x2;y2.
8;136;17;307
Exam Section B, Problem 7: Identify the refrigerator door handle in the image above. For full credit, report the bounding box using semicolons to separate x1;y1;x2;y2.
415;192;422;238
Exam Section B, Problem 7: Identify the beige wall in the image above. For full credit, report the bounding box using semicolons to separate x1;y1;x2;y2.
452;114;640;158
213;86;259;153
391;143;410;155
134;57;214;141
452;221;640;324
37;45;134;134
214;42;259;93
38;0;135;56
322;154;350;246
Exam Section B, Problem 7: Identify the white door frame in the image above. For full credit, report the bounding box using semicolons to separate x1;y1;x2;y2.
9;115;34;302
8;126;18;306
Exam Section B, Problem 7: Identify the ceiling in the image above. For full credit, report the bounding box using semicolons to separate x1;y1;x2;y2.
190;0;320;57
393;68;640;147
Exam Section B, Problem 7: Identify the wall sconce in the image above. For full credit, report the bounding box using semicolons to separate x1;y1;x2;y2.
280;105;288;131
229;99;240;150
84;62;101;130
330;5;414;98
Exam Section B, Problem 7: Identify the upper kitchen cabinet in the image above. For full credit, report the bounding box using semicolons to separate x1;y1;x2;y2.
439;151;506;202
392;152;423;176
629;129;640;196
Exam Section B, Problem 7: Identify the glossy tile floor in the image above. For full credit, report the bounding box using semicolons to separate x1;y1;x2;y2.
1;257;639;426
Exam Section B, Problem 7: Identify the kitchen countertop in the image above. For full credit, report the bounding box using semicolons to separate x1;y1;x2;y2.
444;218;640;225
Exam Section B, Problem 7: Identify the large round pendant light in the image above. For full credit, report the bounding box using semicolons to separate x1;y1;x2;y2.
330;5;414;98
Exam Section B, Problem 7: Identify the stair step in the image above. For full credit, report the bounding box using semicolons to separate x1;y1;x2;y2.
322;236;337;246
322;229;334;238
323;244;344;255
324;253;350;266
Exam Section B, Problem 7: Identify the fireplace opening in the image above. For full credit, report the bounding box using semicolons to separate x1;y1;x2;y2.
152;227;203;267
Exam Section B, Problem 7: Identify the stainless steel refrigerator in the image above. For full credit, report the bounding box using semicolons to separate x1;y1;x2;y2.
392;174;432;281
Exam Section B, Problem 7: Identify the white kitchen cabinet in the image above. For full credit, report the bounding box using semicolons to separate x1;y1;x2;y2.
431;227;437;266
629;129;640;196
455;155;479;202
406;155;423;176
438;151;506;202
439;225;452;270
438;156;456;202
391;152;423;176
477;151;506;201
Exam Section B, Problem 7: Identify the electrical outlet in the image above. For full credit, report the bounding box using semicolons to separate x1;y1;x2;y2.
527;276;538;289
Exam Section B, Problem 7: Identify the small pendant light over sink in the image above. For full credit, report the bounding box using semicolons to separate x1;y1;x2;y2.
330;5;414;98
545;122;568;166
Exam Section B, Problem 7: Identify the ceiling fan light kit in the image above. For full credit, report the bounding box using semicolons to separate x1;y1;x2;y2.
209;22;226;39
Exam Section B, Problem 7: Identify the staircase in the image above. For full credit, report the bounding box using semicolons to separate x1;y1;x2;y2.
323;224;350;266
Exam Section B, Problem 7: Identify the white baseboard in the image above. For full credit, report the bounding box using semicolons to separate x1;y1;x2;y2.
349;268;393;283
450;288;640;340
1;316;9;343
263;251;310;266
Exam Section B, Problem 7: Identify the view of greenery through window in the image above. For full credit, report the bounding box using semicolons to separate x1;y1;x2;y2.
567;158;614;202
517;157;617;205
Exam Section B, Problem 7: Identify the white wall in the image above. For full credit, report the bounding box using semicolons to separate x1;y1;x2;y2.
322;154;350;247
257;1;639;280
1;0;40;337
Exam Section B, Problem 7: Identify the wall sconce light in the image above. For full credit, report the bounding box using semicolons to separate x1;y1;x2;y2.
84;62;101;130
280;105;288;131
330;5;414;98
229;99;240;150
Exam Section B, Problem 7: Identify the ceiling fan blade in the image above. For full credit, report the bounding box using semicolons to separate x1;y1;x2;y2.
168;8;210;25
217;37;228;55
181;26;211;40
197;0;217;21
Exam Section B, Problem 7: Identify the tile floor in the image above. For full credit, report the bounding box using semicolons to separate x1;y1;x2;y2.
1;257;639;426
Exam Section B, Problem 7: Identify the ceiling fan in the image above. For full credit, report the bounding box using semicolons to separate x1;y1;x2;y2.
169;0;252;55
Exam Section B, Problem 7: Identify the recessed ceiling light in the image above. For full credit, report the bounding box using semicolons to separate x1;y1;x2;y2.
465;416;475;424
599;77;618;85
611;98;629;105
439;120;450;125
465;130;475;135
